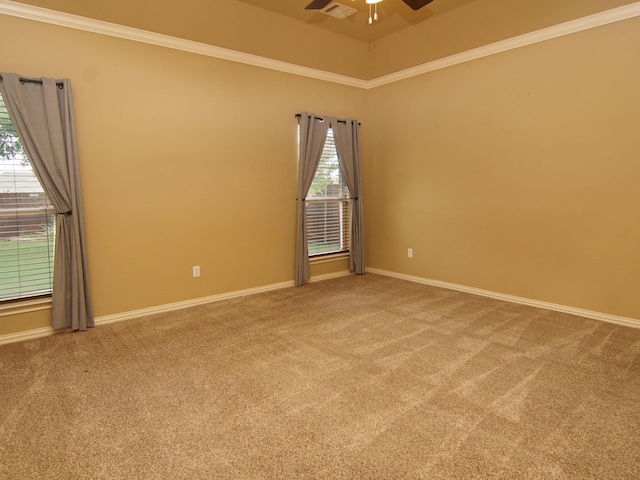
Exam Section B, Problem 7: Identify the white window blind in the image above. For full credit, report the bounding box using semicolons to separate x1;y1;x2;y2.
306;128;350;256
0;93;55;301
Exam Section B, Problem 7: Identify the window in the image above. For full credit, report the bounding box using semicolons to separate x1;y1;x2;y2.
0;93;55;301
305;128;350;256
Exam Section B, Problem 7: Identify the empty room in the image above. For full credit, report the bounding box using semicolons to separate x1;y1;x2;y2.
1;0;639;478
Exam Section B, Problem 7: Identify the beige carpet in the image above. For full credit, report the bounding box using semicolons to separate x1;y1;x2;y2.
1;273;640;479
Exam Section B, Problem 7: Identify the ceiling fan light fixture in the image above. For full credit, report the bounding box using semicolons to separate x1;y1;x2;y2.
308;0;431;27
366;0;382;25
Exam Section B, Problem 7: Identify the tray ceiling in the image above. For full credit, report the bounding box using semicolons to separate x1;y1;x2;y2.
237;0;474;42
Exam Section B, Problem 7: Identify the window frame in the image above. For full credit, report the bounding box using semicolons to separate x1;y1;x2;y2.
304;127;351;258
0;93;55;303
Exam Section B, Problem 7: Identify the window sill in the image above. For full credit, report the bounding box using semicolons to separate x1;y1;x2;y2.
309;252;349;265
0;297;52;318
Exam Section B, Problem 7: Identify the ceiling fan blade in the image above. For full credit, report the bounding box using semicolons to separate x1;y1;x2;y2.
401;0;434;11
305;0;333;10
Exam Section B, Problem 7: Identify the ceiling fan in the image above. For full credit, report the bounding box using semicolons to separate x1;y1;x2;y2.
306;0;434;10
305;0;434;24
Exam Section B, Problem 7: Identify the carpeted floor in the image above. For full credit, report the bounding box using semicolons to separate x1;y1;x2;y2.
1;273;640;479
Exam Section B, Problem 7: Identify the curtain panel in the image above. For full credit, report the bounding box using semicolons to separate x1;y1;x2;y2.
295;113;329;287
331;118;365;275
0;73;93;330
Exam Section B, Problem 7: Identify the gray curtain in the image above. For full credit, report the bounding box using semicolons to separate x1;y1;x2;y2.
0;73;93;330
331;118;365;275
295;113;329;287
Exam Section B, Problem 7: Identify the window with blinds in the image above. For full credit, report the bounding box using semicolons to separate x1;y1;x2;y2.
306;128;350;256
0;93;55;301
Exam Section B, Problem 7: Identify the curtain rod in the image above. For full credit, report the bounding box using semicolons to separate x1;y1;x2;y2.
295;113;361;126
0;75;64;89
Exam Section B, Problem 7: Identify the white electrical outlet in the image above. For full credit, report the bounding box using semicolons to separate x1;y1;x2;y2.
408;248;413;258
192;266;200;277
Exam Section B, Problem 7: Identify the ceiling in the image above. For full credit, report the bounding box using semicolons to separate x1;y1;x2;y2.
238;0;474;42
6;0;640;79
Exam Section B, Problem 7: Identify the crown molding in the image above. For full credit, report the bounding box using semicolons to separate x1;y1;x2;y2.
1;0;639;89
368;1;640;88
0;0;368;88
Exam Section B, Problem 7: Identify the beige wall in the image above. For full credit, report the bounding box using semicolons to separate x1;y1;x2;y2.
1;7;639;337
0;14;366;335
366;16;640;319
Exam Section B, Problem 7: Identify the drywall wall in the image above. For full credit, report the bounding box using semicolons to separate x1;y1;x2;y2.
366;16;640;319
0;14;366;336
2;4;639;338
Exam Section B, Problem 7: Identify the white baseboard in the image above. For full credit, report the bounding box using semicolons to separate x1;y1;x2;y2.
0;325;67;345
96;270;351;326
5;267;634;345
0;270;352;345
94;279;295;327
308;270;352;283
367;268;640;329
